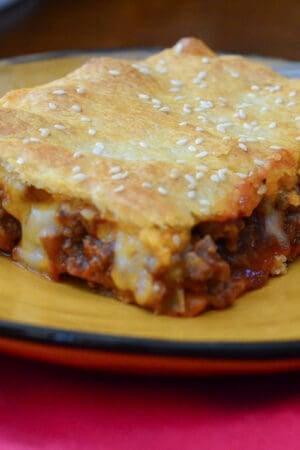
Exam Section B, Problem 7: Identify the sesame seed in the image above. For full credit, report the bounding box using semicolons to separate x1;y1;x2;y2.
251;85;260;91
296;136;300;141
295;116;300;121
73;151;83;158
236;172;248;178
238;143;248;152
108;69;120;76
195;127;204;132
156;66;168;74
217;168;228;180
92;147;104;155
171;79;183;86
176;159;186;164
174;95;185;102
53;89;65;95
142;182;152;188
109;166;121;174
173;41;184;54
275;97;283;104
48;102;57;110
289;91;297;97
216;123;233;133
81;116;91;122
54;124;66;130
265;85;281;92
169;87;180;93
88;128;96;136
138;93;149;100
197;70;207;79
23;137;39;144
76;86;86;94
39;128;50;137
196;172;204;180
95;142;105;150
172;234;181;247
72;173;87;182
193;71;207;83
195;151;208;158
229;70;240;78
237;109;247;119
183;104;192;114
210;174;220;182
114;185;125;193
16;157;25;164
223;136;231;141
111;171;128;180
199;199;210;206
184;174;196;187
257;185;267;195
152;98;161;105
218;97;227;105
269;121;277;129
160;106;170;112
71;104;81;112
238;102;252;108
139;141;148;148
132;64;151;75
247;93;256;98
287;101;296;107
196;164;208;171
170;169;180;179
270;145;282;150
261;106;269;113
199;100;214;110
195;137;204;145
179;121;189;126
72;166;81;173
187;190;196;199
188;145;196;152
254;158;266;166
176;138;189;146
201;57;210;63
158;187;168;195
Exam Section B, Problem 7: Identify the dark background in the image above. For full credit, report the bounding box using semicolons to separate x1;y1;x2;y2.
0;0;299;59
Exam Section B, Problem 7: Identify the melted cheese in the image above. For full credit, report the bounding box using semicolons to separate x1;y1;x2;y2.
0;172;62;273
112;231;161;306
265;207;289;248
15;203;62;273
0;168;295;308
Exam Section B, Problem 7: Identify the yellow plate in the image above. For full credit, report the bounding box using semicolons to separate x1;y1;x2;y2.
0;51;299;375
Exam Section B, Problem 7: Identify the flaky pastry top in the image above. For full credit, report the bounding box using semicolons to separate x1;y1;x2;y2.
0;37;299;229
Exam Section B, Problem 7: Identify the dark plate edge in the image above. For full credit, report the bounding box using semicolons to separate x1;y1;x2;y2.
0;47;159;65
1;49;299;79
0;319;300;360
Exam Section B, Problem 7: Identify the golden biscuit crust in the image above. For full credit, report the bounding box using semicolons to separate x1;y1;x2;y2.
0;37;299;230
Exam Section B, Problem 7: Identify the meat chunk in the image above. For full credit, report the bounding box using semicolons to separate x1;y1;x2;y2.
0;207;21;252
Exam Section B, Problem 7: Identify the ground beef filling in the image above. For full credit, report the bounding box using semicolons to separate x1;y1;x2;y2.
0;205;21;253
42;209;115;290
0;197;299;315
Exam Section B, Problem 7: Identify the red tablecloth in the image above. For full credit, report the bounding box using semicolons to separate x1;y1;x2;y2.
0;354;299;450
